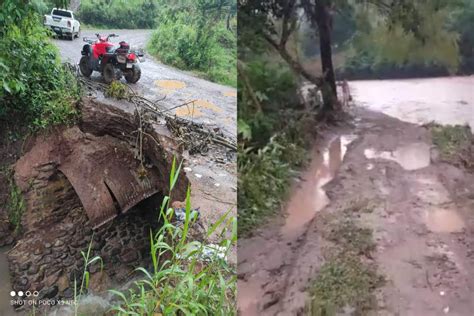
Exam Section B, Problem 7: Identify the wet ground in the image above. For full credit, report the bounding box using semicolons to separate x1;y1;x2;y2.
52;29;237;245
0;30;237;315
238;76;474;315
53;29;236;138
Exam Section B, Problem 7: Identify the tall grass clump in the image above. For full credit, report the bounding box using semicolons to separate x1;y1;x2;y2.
109;158;237;315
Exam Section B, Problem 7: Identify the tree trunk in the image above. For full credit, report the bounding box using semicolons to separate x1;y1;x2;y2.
263;33;323;87
314;1;337;112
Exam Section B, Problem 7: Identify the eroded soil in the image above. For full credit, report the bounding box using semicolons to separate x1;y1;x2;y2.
238;107;474;315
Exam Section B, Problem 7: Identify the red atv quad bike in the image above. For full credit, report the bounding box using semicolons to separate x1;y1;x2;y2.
79;33;144;84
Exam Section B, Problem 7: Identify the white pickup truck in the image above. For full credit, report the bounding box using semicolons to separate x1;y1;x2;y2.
43;8;80;40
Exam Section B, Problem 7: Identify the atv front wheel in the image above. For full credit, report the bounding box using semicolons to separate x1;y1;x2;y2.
79;56;93;77
124;64;141;84
102;63;115;84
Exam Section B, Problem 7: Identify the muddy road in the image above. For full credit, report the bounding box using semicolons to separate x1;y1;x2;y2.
52;29;237;238
238;76;474;315
53;29;236;139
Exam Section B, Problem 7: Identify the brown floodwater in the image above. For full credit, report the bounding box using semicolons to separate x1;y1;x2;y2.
350;76;474;128
281;135;356;237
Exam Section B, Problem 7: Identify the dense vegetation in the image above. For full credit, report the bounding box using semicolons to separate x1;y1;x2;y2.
238;3;314;233
147;0;237;86
0;0;80;131
300;0;474;79
77;0;158;29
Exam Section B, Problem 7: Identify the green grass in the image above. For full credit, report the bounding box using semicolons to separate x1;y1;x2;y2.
3;168;26;234
428;123;472;160
308;203;384;315
326;219;376;257
308;255;383;315
69;158;236;315
108;158;237;315
105;81;128;99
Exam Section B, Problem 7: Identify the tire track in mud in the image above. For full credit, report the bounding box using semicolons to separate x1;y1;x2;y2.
239;108;474;316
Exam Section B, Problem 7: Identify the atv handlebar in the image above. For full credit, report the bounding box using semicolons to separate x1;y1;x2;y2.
95;33;119;40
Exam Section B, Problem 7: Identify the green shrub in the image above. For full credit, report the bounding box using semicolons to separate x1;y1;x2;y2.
77;0;158;29
238;119;309;235
0;3;80;130
147;2;237;86
7;175;25;234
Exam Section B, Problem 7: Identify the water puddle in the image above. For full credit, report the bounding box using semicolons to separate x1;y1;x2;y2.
193;99;222;113
281;135;356;237
174;99;222;118
155;80;186;90
175;103;203;117
424;207;465;233
364;142;430;170
223;91;237;97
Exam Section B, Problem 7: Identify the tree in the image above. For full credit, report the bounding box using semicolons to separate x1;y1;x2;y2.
239;0;461;113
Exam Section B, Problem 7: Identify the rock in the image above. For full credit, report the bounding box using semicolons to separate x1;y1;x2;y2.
62;288;74;298
44;270;62;287
110;248;120;257
84;227;93;236
119;248;139;264
27;264;39;275
39;286;58;300
19;262;31;271
89;271;111;293
91;239;105;251
34;269;45;282
54;239;64;247
57;274;69;292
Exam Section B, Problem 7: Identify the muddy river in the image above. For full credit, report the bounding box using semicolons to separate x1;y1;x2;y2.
350;76;474;128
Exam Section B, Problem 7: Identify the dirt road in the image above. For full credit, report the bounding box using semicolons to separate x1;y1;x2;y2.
53;29;237;256
238;77;474;315
53;29;236;139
